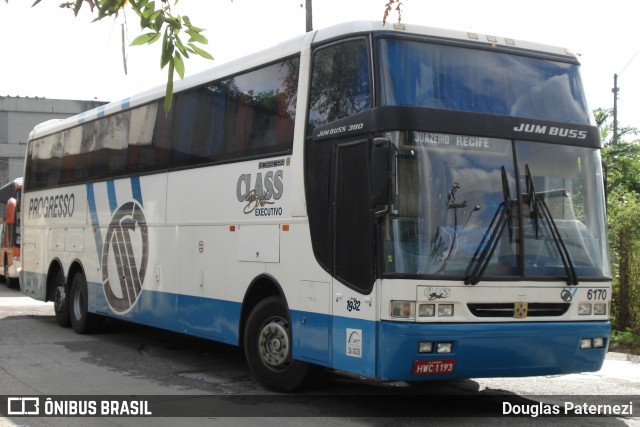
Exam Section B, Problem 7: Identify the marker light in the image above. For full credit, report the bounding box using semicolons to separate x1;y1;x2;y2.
593;303;607;315
437;342;453;354
390;301;415;319
418;342;433;353
419;304;435;317
580;338;593;349
438;304;454;317
578;303;592;315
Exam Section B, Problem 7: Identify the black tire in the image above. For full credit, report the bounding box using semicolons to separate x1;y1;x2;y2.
52;270;71;327
69;272;101;334
7;277;19;289
3;256;8;284
244;296;313;392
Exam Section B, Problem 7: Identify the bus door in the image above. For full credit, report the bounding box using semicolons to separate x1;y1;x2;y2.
329;136;381;377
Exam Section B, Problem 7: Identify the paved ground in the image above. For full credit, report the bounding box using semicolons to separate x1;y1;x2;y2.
0;285;638;426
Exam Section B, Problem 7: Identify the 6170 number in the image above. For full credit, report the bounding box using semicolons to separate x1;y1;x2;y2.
586;289;607;301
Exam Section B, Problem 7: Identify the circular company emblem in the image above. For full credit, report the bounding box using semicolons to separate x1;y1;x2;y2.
101;201;148;313
561;289;573;302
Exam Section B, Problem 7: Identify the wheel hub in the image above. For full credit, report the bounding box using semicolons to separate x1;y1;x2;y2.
54;285;66;312
258;320;290;369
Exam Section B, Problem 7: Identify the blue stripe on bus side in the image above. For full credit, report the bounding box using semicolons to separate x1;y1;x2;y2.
106;180;117;214
86;183;103;259
130;176;143;206
28;267;611;382
85;279;241;345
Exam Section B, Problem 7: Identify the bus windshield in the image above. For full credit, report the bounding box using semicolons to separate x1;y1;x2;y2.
377;38;591;124
386;133;610;281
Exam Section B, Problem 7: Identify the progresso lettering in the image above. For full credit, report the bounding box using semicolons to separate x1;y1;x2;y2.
28;194;75;219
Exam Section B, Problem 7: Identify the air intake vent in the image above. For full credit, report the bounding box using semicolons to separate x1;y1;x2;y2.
467;303;570;318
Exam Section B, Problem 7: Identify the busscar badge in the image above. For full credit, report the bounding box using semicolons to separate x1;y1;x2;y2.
514;302;528;319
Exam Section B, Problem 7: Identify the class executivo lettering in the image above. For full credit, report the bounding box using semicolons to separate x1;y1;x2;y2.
28;193;75;219
513;122;587;140
237;170;284;215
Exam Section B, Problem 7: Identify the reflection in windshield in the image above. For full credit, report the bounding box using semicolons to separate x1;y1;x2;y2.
377;39;590;125
384;133;610;282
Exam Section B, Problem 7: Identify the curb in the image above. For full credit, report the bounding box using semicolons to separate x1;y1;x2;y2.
606;351;640;363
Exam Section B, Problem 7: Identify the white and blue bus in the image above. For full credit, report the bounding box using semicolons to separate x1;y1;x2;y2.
21;21;611;391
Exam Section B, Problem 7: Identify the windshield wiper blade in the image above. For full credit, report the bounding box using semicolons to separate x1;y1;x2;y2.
525;165;579;286
465;166;514;285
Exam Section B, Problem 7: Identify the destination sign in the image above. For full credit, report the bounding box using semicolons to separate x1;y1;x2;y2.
412;132;508;154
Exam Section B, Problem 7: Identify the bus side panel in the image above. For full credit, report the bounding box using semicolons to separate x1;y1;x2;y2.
176;294;241;344
330;315;377;378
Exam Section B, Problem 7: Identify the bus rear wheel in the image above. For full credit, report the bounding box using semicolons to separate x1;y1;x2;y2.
53;271;70;327
244;296;313;392
69;272;101;334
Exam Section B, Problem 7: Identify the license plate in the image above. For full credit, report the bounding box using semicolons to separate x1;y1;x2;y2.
413;359;455;375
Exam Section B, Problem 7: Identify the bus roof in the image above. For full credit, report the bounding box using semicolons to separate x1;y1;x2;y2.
28;20;578;141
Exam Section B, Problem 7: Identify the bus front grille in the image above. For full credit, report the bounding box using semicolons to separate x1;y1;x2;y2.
467;303;570;318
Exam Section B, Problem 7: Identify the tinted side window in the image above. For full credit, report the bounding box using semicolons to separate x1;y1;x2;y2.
308;39;371;133
172;58;299;167
26;102;166;190
24;57;300;190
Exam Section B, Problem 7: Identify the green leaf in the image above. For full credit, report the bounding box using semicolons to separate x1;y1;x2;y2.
174;36;189;57
73;0;82;16
131;32;161;46
164;61;174;112
174;52;185;79
188;43;213;60
153;12;165;32
160;32;174;69
142;2;156;19
186;30;207;45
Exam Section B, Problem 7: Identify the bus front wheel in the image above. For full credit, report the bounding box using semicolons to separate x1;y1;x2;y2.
244;296;313;392
69;272;100;334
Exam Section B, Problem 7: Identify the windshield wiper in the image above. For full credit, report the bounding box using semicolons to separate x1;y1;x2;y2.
525;165;578;286
465;166;514;285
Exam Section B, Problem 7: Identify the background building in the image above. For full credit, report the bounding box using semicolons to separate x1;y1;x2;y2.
0;96;105;185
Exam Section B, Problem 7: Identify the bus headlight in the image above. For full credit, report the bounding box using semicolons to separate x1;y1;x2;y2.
438;304;454;317
578;303;592;315
593;303;607;315
390;301;415;319
418;304;435;317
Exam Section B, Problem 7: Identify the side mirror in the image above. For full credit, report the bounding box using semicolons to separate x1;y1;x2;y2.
371;137;394;209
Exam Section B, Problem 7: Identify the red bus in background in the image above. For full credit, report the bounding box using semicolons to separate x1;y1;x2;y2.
0;177;22;287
